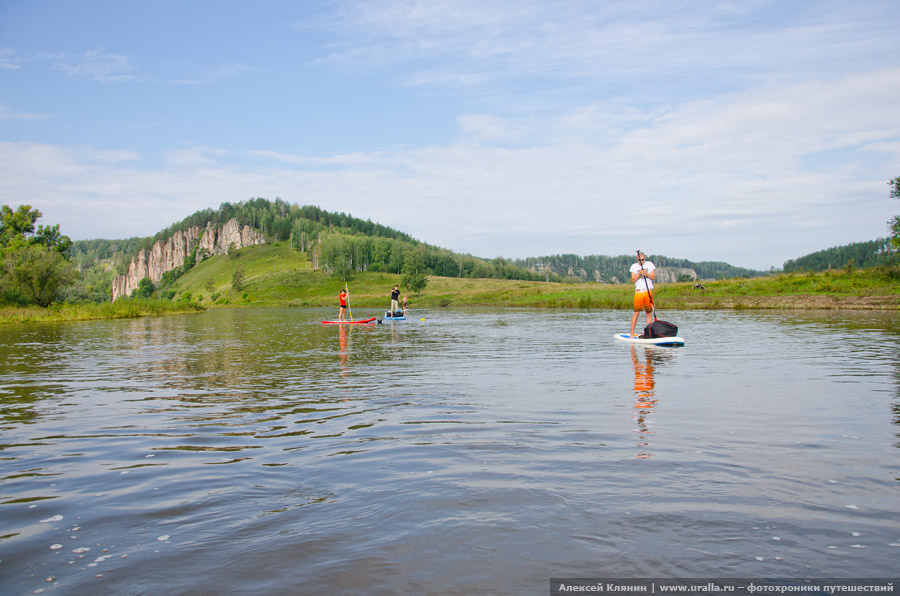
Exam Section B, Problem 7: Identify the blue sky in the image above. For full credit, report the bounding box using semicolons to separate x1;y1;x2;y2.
1;0;898;270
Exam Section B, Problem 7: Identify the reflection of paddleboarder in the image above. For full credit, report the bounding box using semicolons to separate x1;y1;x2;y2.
339;324;349;367
631;346;657;459
632;346;655;404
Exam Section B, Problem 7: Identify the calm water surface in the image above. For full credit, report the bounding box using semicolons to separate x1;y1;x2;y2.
1;308;898;595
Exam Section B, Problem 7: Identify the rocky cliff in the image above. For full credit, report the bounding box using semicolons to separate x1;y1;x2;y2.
654;267;698;284
112;218;265;300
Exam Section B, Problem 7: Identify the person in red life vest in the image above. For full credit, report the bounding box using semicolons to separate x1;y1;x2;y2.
338;288;349;322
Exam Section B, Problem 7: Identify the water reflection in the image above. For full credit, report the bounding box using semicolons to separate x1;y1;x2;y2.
339;324;348;371
631;346;658;459
2;308;899;595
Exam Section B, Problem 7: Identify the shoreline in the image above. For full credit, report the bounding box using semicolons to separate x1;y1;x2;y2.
3;265;898;324
2;293;895;325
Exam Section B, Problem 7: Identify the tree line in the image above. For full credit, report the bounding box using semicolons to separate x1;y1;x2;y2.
513;253;767;282
66;199;784;292
313;231;560;283
140;198;418;253
11;180;898;309
783;238;895;273
95;198;564;286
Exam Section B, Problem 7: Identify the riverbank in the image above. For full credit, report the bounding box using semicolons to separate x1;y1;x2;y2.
0;299;205;324
159;242;899;311
2;261;896;324
257;267;899;311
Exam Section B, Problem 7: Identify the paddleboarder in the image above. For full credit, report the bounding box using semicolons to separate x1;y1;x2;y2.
390;284;401;315
629;251;656;337
338;288;349;322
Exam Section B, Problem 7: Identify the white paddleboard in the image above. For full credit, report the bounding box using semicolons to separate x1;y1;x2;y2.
614;333;685;347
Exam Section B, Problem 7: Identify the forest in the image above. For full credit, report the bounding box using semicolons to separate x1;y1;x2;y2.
782;238;894;272
513;254;767;283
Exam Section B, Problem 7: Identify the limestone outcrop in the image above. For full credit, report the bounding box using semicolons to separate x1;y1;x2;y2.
654;267;698;284
111;218;265;300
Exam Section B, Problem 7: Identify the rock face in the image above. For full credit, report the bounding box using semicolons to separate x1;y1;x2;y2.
654;267;697;284
112;219;265;300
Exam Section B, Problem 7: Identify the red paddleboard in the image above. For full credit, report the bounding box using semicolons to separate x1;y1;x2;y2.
322;317;377;325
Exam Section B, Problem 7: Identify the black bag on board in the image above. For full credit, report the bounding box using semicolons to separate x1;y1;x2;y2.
641;320;678;338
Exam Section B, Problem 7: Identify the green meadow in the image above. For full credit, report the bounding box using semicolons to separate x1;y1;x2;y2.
169;243;899;311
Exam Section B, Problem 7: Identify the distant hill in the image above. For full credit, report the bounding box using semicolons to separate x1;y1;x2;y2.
783;238;895;272
514;254;767;283
69;198;784;301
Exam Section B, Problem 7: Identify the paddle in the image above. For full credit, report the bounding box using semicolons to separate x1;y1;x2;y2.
344;283;353;321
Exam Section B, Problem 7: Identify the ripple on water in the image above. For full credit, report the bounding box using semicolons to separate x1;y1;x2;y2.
1;308;898;594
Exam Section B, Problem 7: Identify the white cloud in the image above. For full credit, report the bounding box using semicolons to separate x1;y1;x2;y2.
2;2;898;270
46;49;140;82
0;47;21;70
165;146;229;167
1;64;895;269
169;63;254;85
316;0;898;96
0;102;52;121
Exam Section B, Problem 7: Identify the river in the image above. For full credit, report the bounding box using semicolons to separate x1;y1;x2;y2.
1;308;898;595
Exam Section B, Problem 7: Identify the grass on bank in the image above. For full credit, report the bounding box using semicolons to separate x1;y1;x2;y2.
170;243;899;311
4;246;897;324
0;299;205;324
653;265;900;309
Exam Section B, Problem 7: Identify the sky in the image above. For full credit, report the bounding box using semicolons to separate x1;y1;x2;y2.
1;0;898;270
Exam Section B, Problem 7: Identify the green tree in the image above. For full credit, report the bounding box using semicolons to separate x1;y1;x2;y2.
889;176;900;250
1;205;76;306
232;265;245;292
1;205;42;250
4;244;77;307
389;240;404;274
1;205;73;255
132;277;155;299
33;223;73;256
402;248;428;296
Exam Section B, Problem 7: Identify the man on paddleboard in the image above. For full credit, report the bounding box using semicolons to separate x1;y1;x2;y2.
629;252;656;337
338;288;349;322
390;284;401;315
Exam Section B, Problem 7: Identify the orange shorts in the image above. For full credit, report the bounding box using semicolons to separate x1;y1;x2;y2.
633;291;653;312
